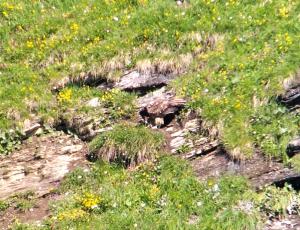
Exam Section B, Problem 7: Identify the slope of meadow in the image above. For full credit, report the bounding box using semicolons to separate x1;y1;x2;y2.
1;0;300;159
1;0;300;229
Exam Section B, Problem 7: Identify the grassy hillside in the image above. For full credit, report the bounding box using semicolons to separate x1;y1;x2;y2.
1;0;300;229
1;0;300;159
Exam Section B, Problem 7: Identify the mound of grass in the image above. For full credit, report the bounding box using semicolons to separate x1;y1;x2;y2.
89;123;164;167
257;185;300;219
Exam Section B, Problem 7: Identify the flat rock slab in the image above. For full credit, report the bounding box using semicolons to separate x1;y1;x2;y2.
115;71;174;92
0;132;88;199
265;215;300;230
191;150;300;189
137;87;174;109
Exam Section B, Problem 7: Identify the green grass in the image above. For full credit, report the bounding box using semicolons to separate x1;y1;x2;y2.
0;191;36;214
14;156;261;230
170;0;300;159
89;123;164;167
57;86;137;127
7;156;300;229
1;0;300;159
2;1;300;228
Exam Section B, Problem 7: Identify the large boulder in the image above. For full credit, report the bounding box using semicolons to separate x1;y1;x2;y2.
115;71;174;92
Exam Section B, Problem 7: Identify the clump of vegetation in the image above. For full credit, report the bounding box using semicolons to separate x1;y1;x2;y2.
25;156;260;229
256;185;300;219
89;123;164;167
291;155;300;172
0;191;37;220
0;200;9;212
10;191;36;212
100;88;137;120
0;129;23;155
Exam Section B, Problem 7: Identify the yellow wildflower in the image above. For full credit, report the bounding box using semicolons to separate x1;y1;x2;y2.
58;88;72;103
26;41;34;48
81;192;101;209
278;6;289;18
149;185;160;200
2;11;8;17
234;101;241;109
70;23;79;32
57;208;86;221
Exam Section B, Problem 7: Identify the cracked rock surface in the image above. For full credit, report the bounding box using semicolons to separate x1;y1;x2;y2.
0;132;88;199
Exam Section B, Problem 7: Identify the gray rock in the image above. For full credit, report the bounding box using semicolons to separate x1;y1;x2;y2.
0;133;88;199
61;145;83;154
170;136;185;148
137;87;172;108
171;130;186;138
138;87;186;127
278;71;300;109
165;126;175;132
87;98;101;107
115;71;173;92
287;137;300;157
23;119;42;138
184;119;200;132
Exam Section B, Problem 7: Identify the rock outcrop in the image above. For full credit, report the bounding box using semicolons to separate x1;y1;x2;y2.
0;132;88;199
115;71;175;92
138;87;186;127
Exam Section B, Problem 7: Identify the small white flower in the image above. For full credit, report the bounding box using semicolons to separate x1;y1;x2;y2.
212;184;220;192
113;16;119;21
196;201;203;207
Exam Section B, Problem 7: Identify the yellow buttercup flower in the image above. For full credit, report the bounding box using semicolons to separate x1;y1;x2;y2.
81;192;101;210
58;88;72;103
26;41;34;48
57;208;86;221
70;23;79;32
278;6;289;18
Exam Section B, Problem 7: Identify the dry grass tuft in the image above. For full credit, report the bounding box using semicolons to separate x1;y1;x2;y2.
282;69;300;90
88;123;164;167
136;53;193;76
